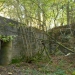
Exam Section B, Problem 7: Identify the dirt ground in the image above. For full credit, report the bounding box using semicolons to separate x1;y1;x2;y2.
0;62;37;75
0;55;75;75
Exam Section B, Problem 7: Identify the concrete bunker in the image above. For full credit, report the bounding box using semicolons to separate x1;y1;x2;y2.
0;16;18;65
0;16;48;65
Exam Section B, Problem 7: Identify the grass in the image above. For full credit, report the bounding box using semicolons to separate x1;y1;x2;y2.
22;67;68;75
24;55;75;75
10;55;75;75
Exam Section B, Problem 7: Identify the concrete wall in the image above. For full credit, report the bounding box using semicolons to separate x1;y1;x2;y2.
0;16;48;65
12;27;48;58
0;16;18;35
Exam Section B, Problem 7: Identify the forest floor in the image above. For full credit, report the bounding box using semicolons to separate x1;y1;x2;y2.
0;55;75;75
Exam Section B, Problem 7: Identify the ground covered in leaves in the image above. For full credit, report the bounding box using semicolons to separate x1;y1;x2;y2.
0;55;75;75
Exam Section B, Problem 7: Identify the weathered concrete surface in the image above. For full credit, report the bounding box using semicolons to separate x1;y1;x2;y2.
48;24;75;54
0;16;48;65
0;16;18;35
12;27;48;58
0;41;12;65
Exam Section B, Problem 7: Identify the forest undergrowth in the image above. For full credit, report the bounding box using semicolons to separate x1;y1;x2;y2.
0;54;75;75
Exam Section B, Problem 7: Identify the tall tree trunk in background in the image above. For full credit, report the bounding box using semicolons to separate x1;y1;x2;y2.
61;6;64;26
37;0;41;29
42;3;47;41
66;1;73;35
42;4;46;31
70;5;75;24
53;4;59;27
67;1;70;25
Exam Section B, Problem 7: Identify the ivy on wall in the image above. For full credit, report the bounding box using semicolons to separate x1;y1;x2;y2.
0;35;16;42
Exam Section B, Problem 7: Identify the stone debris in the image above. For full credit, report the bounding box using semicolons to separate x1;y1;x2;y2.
8;72;12;75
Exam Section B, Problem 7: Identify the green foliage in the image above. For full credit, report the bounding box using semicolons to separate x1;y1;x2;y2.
8;22;15;26
54;69;67;75
0;35;16;42
1;0;75;27
72;71;75;75
11;54;74;75
22;65;68;75
11;58;21;64
23;68;43;75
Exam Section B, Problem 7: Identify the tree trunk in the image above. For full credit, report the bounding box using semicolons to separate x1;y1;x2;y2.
67;1;70;25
